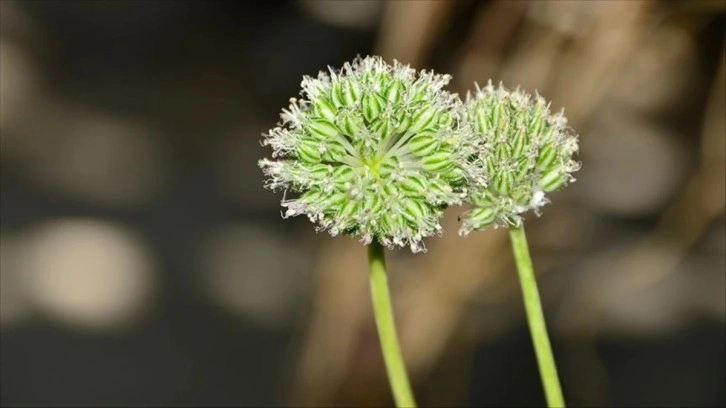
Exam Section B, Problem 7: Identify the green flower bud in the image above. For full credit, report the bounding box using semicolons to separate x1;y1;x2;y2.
401;199;428;224
421;152;454;173
409;106;438;134
297;139;322;163
393;115;412;134
362;92;386;123
321;139;348;162
337;109;365;137
260;56;474;252
459;81;580;234
307;163;333;180
315;99;337;123
342;79;361;106
371;117;393;140
399;174;428;196
305;118;339;140
407;132;440;157
385;80;404;104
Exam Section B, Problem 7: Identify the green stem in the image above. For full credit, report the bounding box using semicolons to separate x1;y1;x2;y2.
368;242;417;408
509;225;565;408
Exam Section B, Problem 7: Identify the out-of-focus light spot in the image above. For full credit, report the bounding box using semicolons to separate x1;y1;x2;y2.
610;25;697;114
198;224;310;330
13;105;172;208
0;233;32;329
20;219;157;332
527;0;603;37
0;37;41;147
600;248;726;337
578;109;689;217
558;243;688;338
298;0;382;31
557;236;726;338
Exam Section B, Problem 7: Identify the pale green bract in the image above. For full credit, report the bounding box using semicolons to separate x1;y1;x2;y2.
459;81;580;234
259;56;478;252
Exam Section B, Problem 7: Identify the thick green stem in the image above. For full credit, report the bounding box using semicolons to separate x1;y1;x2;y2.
368;242;417;408
509;225;565;408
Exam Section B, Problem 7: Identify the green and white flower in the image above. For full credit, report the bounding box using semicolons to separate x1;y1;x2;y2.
259;56;478;252
460;81;580;234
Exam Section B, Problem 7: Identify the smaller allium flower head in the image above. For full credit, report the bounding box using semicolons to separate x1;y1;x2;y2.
259;56;475;252
459;81;580;234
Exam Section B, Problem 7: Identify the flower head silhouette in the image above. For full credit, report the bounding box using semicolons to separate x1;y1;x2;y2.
460;81;580;234
260;56;476;252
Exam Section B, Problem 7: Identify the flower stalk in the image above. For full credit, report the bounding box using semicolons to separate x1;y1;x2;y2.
509;225;565;408
368;242;417;407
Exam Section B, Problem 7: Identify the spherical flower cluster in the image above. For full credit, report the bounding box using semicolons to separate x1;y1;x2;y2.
459;81;580;234
259;56;476;252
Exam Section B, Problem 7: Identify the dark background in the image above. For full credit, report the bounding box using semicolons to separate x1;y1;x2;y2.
1;1;724;407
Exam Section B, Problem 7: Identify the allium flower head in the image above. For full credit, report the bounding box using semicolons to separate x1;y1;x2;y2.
259;56;474;252
459;81;580;234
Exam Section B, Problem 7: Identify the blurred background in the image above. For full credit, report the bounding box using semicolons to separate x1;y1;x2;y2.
1;0;724;406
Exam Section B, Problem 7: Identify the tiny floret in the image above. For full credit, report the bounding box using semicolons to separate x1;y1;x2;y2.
259;56;474;252
459;81;580;234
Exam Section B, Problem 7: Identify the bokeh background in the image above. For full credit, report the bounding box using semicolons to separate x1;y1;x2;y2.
1;0;724;407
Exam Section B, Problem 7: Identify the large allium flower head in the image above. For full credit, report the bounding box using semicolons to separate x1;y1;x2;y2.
459;80;580;235
259;56;475;253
